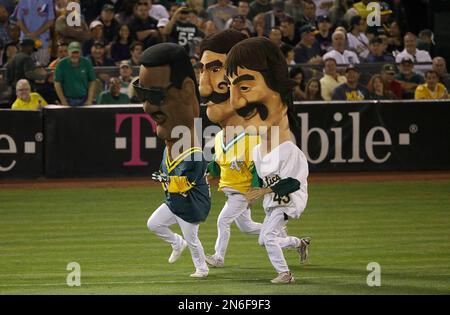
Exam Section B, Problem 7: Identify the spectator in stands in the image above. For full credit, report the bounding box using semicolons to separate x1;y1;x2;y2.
415;70;448;100
367;74;395;100
129;1;159;49
280;43;296;66
432;57;450;91
284;0;304;23
54;41;96;106
305;78;324;101
294;24;322;64
280;16;300;47
16;0;55;65
367;37;395;63
290;67;307;101
395;57;425;99
115;0;137;25
118;60;134;95
8;24;21;44
323;30;360;64
98;4;120;46
320;57;347;101
2;41;18;66
206;0;238;31
229;15;246;32
328;0;352;29
48;42;68;70
252;13;265;37
386;20;404;55
128;41;144;66
332;64;369;101
6;38;35;89
417;29;436;58
11;78;47;110
83;21;105;56
225;1;253;32
248;0;272;22
366;2;393;40
96;77;130;105
111;24;132;63
347;15;369;60
395;33;432;75
268;27;282;47
380;63;403;100
147;0;170;21
297;0;317;29
316;15;332;54
314;0;334;17
0;4;11;46
204;20;218;37
55;3;91;45
87;40;115;67
30;62;58;104
163;6;202;53
262;1;286;36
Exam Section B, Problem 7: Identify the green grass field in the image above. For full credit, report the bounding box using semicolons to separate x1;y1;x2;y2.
1;179;449;295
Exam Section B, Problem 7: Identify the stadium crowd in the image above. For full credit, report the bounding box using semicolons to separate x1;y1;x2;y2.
1;0;449;110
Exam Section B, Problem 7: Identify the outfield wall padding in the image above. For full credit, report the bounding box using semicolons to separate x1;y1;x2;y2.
0;101;449;179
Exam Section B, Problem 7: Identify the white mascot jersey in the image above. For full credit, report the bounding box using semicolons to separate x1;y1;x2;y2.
253;141;309;219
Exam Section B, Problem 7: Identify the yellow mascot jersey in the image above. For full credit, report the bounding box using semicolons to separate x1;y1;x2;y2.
213;130;260;193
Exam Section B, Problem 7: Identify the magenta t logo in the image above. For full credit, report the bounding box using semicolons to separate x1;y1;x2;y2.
115;114;157;166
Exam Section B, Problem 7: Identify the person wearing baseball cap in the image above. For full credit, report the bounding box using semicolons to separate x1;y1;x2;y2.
5;37;36;93
82;20;105;56
395;57;426;99
54;41;97;107
294;24;322;64
99;4;120;44
118;60;135;95
87;40;115;66
378;63;403;99
332;64;370;101
367;37;395;63
316;15;332;53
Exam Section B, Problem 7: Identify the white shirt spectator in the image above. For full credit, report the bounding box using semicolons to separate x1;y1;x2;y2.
323;49;360;65
347;32;370;60
395;49;432;75
149;4;169;20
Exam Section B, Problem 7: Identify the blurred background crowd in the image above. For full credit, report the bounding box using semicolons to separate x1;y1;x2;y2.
1;0;449;110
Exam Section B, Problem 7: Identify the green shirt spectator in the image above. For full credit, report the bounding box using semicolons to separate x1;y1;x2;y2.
54;42;96;107
96;77;130;105
96;91;130;105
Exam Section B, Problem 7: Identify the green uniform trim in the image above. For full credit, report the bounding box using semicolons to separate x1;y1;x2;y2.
207;154;221;178
250;163;261;188
271;177;300;197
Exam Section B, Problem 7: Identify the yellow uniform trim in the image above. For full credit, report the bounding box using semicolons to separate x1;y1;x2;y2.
165;147;202;174
168;176;194;193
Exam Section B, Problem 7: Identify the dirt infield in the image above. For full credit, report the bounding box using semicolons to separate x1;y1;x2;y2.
1;171;450;190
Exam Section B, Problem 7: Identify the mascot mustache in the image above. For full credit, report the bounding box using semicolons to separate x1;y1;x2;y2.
201;81;230;105
236;102;268;120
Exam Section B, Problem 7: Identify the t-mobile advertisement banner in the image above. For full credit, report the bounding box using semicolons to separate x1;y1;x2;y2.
44;105;165;178
294;101;450;172
1;101;449;179
0;110;43;179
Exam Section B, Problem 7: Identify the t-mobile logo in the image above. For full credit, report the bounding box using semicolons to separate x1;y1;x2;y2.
115;114;158;167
